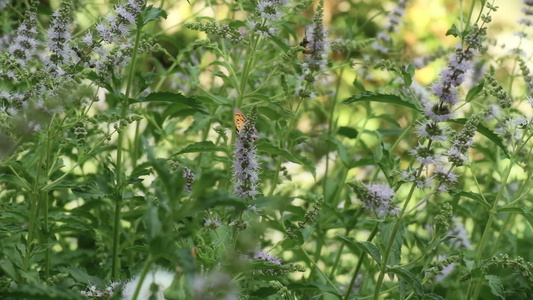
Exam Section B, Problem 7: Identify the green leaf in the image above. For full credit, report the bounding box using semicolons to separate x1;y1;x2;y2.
425;293;446;300
72;181;109;200
57;266;103;286
451;191;491;210
343;92;421;111
41;181;80;192
465;80;485;102
128;162;152;184
212;225;233;249
336;234;381;265
146;204;161;240
485;275;505;300
0;174;32;191
446;24;460;37
4;284;85;300
133;92;208;114
337;126;358;139
448;119;510;158
400;63;415;87
176;141;224;154
496;206;533;229
380;221;404;267
49;214;92;233
142;5;168;25
388;267;425;296
256;141;316;178
329;137;351;167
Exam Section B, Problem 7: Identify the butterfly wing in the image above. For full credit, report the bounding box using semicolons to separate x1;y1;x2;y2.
234;107;246;133
234;107;258;141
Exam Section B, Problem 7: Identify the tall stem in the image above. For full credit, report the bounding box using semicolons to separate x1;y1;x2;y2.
111;25;142;280
466;158;514;299
132;256;153;300
268;99;304;195
373;163;425;300
344;224;379;300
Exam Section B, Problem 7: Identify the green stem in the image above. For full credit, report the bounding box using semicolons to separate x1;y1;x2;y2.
466;158;515;300
373;164;425;300
111;23;143;280
237;33;260;109
43;122;54;279
323;66;345;202
299;245;339;295
344;224;379;300
268;99;304;195
132;256;153;300
24;128;48;275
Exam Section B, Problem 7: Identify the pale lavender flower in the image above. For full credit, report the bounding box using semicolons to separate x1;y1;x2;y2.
433;164;459;191
257;0;283;21
415;177;433;189
399;169;416;182
89;0;144;75
0;0;9;10
297;1;329;96
253;249;282;265
45;6;78;76
82;32;94;47
249;0;286;36
372;0;409;53
416;119;450;142
8;12;39;68
427;28;481;121
233;107;260;199
204;218;221;228
446;112;482;166
350;181;398;218
81;281;120;298
410;144;441;166
183;167;195;192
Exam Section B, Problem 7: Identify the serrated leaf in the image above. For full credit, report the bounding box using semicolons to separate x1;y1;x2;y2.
446;24;460;37
380;221;404;267
256;142;316;178
465;80;485;102
448;119;510;158
142;5;167;25
424;293;445;300
388;267;425;296
451;191;491;210
133;92;208;114
57;266;103;287
5;283;85;300
0;174;32;191
485;275;505;300
336;234;381;264
176;141;224;154
41;181;80;192
343;92;421;111
72;181;109;200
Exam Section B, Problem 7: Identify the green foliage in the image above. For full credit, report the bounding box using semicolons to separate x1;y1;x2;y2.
0;0;532;300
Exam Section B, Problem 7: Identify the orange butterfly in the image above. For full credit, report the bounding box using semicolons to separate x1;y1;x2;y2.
234;107;258;140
